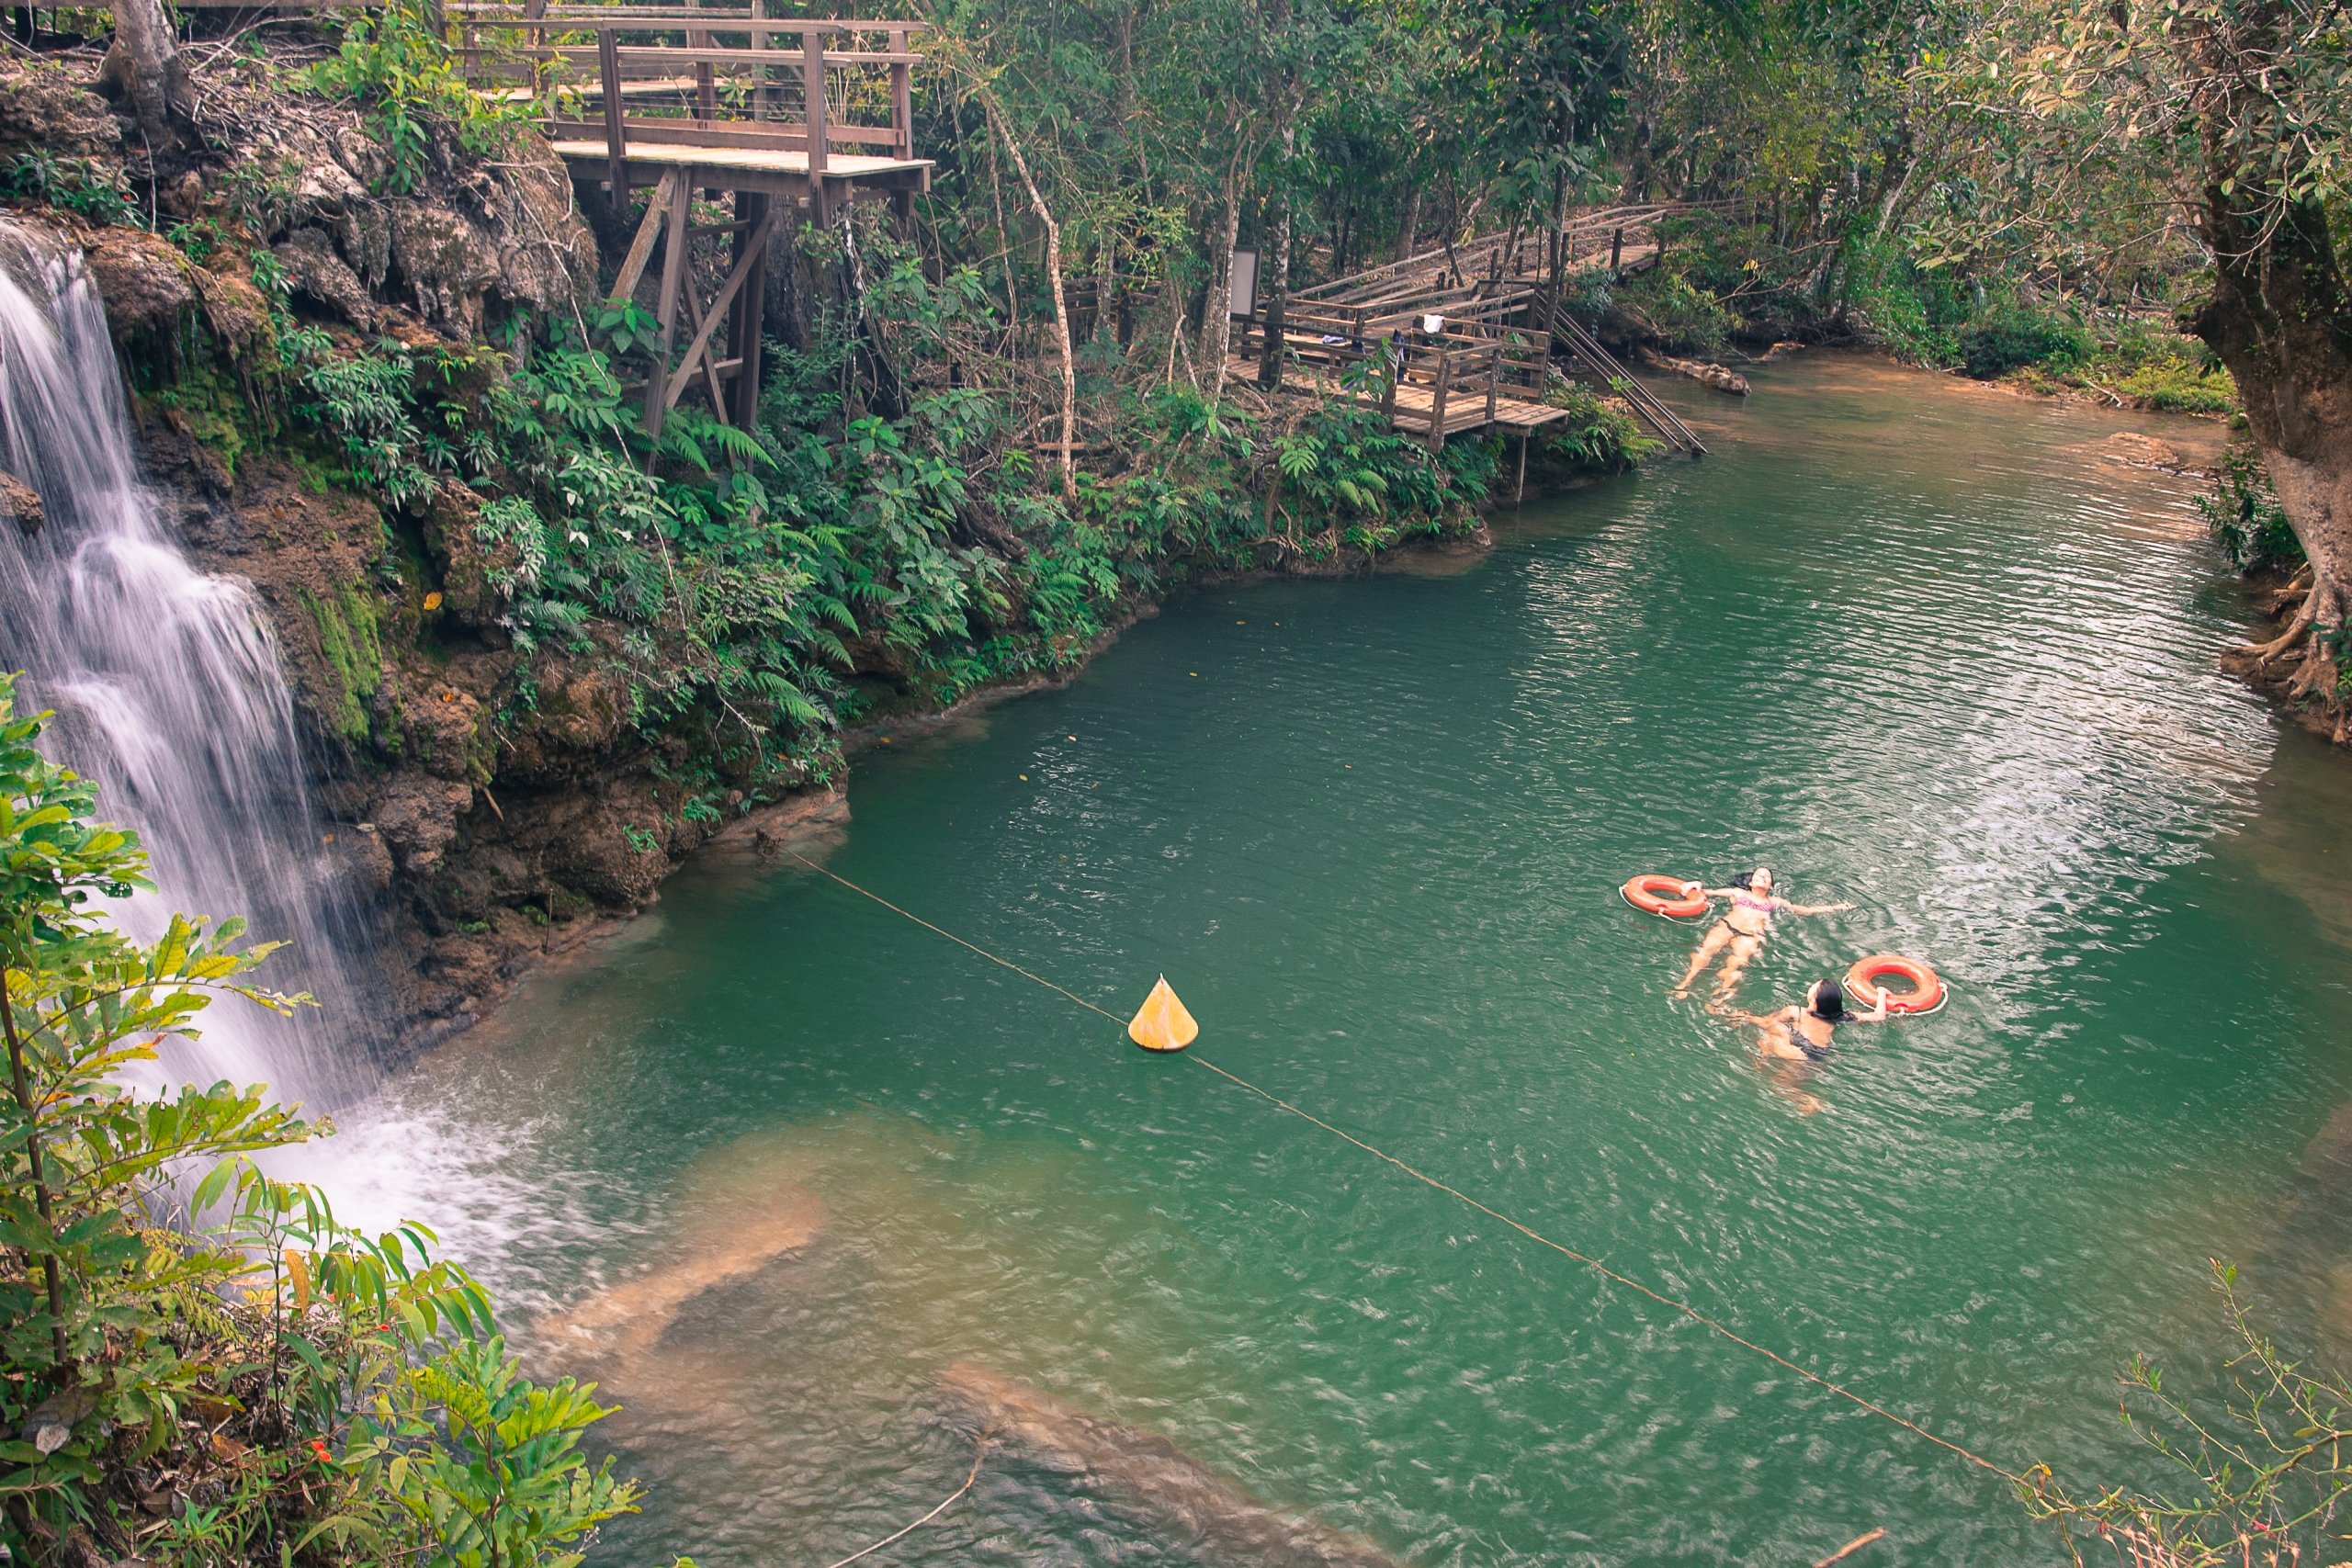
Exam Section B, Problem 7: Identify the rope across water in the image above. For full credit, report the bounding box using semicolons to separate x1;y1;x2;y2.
786;850;2028;1488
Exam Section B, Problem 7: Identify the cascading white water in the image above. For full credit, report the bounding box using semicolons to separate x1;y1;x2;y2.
0;223;381;1110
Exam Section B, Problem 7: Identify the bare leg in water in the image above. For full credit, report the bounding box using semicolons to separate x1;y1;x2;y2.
1710;931;1767;1001
1671;922;1739;998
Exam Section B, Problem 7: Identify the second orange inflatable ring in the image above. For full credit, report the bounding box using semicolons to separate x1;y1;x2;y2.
1622;874;1710;919
1845;953;1945;1015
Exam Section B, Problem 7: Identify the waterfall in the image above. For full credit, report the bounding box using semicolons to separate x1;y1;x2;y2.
0;223;382;1110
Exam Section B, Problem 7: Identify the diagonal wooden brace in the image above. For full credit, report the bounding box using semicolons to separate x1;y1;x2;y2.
678;272;731;415
605;168;678;310
661;207;779;412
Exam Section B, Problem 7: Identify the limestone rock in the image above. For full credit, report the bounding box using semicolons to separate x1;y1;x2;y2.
402;678;485;782
193;264;272;359
82;228;193;340
387;200;501;330
275;227;374;329
369;772;475;876
0;469;42;537
0;61;124;160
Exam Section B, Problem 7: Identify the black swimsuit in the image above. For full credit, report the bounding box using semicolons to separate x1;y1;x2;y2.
1783;1013;1838;1061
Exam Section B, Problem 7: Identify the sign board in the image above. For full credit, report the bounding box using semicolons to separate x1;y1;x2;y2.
1227;249;1259;319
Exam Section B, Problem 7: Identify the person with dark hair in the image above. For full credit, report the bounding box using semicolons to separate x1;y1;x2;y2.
1668;866;1856;1001
1713;978;1889;1115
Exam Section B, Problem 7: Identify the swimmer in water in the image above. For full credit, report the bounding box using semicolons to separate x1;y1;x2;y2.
1668;867;1856;1001
1713;977;1888;1115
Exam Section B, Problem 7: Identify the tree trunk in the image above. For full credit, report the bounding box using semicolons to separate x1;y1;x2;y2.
1258;108;1297;390
983;97;1078;505
1203;146;1244;401
103;0;189;138
1393;183;1422;263
2193;190;2352;695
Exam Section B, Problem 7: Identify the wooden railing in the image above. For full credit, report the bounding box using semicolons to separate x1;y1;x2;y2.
449;6;922;200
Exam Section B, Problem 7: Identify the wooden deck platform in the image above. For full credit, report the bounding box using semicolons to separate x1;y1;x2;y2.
548;139;933;200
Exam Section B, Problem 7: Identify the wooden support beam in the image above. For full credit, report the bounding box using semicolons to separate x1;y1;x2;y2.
646;164;691;436
801;27;830;175
1485;345;1499;425
662;207;779;411
1427;351;1452;453
749;0;770;119
605;167;676;307
597;28;627;216
678;274;732;414
888;26;911;160
728;189;771;426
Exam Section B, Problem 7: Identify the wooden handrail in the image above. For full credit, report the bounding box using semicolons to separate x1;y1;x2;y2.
456;8;923;28
539;42;921;63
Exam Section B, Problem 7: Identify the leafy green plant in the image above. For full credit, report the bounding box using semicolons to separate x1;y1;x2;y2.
305;0;532;195
2024;1261;2352;1566
1958;304;2092;379
0;675;670;1567
2200;447;2303;570
1;152;141;227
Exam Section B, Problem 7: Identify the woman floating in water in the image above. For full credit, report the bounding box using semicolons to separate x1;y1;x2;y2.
1669;867;1856;1001
1714;977;1887;1115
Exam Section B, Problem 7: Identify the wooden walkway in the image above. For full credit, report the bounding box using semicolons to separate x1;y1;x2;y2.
1234;207;1714;457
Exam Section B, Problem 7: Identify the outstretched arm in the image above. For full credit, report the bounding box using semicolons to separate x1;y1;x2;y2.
1781;899;1857;916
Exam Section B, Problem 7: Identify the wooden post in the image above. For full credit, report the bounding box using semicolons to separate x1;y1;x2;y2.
802;26;831;175
889;27;912;160
1516;432;1528;502
686;0;716;122
1379;336;1398;422
1485;344;1499;425
1427;350;1451;452
750;0;770;120
598;28;628;219
728;189;771;428
525;0;547;106
1609;225;1623;276
646;165;690;437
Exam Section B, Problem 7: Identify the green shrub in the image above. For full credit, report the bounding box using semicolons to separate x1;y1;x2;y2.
2118;354;2237;413
2199;446;2303;570
1958;307;2092;379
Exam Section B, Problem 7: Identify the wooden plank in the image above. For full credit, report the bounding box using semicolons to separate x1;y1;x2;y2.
662;207;778;409
551;116;808;151
648;164;691;435
605;166;676;305
456;6;923;26
548;43;920;66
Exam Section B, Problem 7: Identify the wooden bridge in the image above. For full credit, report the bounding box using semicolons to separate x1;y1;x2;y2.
1236;208;1710;458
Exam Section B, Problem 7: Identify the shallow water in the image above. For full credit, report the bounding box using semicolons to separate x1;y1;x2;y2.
322;357;2352;1565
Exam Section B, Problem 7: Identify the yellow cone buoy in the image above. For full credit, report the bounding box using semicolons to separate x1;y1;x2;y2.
1127;975;1198;1053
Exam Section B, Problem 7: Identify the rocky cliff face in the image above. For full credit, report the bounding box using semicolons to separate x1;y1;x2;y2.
0;50;857;1055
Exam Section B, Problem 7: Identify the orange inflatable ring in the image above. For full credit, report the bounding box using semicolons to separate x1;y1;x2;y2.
1622;874;1709;919
1845;953;1945;1015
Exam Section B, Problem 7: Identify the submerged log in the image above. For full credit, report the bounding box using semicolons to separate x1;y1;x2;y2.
936;1362;1405;1567
1638;347;1750;395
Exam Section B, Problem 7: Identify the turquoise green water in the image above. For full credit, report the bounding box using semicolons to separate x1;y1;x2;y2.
332;357;2352;1565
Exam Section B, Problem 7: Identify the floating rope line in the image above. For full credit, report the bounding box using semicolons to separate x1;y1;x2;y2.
786;851;2028;1487
819;1439;989;1568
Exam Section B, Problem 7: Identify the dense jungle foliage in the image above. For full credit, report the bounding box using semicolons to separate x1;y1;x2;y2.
0;679;669;1567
